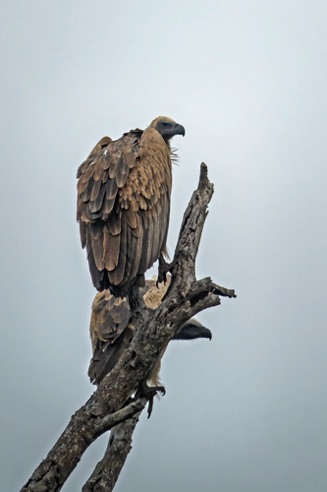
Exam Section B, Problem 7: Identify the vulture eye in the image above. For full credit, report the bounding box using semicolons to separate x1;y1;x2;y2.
161;122;171;127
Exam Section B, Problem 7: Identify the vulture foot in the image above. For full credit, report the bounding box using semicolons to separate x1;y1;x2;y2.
157;255;176;286
138;381;166;418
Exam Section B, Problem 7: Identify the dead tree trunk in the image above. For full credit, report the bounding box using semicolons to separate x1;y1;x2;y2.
21;163;236;492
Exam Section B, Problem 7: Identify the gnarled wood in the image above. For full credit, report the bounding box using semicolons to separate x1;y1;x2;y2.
82;409;145;492
21;163;236;492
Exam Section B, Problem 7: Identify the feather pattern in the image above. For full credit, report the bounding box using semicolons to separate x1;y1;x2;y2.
77;117;184;295
87;276;211;386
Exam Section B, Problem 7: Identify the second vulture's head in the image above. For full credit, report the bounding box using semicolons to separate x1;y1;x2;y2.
150;116;186;141
174;318;212;341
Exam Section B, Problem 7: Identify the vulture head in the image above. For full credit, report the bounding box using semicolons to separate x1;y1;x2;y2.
149;116;186;141
174;318;212;341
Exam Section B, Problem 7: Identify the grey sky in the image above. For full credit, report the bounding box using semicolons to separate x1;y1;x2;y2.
1;1;327;490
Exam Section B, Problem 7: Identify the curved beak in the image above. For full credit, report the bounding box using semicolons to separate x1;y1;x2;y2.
174;123;185;137
174;320;212;340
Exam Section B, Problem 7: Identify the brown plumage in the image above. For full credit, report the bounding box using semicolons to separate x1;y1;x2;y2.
88;292;132;384
77;117;185;296
88;277;212;386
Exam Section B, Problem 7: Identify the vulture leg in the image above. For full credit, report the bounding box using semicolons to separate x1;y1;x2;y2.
129;282;146;310
137;381;166;418
157;254;176;286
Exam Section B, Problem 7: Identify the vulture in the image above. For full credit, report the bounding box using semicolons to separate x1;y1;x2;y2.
88;277;212;386
77;116;185;297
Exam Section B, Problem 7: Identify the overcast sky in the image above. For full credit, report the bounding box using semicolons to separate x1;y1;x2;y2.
1;1;327;491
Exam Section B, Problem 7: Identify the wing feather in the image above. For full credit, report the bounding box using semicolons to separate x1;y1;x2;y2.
150;205;160;266
108;215;127;286
102;196;116;217
77;127;172;294
106;178;118;199
108;154;124;179
90;177;102;202
90;237;104;272
127;215;143;281
79;222;87;248
103;226;120;272
79;177;94;201
90;221;103;240
108;211;121;236
88;292;132;384
89;184;106;213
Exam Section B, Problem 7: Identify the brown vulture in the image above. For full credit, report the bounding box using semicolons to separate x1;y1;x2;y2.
76;116;185;297
88;277;212;386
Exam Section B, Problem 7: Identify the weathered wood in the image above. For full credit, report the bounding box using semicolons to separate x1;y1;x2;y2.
82;409;145;492
21;163;236;492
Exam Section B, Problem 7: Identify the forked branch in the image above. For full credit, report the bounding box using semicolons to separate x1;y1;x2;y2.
21;163;236;492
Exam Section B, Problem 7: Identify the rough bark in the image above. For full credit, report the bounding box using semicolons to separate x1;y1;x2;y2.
21;163;236;492
82;409;145;492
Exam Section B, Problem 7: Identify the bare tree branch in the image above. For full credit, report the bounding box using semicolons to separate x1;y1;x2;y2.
21;163;236;492
82;408;145;492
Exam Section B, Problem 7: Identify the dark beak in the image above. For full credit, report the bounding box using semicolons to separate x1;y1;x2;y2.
174;321;212;341
174;123;185;137
199;326;212;340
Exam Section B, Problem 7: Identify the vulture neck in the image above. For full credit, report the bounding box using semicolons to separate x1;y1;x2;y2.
155;132;177;162
162;138;178;162
162;136;171;148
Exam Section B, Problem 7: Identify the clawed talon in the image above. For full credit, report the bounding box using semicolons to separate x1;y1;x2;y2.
138;381;166;418
157;255;175;286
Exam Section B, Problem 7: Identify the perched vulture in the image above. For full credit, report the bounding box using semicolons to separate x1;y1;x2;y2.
88;277;212;386
77;116;185;296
